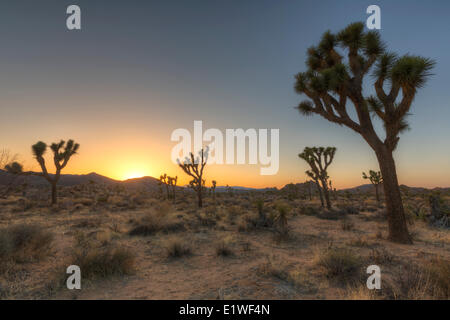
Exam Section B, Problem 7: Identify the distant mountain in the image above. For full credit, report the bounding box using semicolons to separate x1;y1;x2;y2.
1;169;447;194
281;182;450;194
0;170;160;191
339;184;450;194
215;186;278;193
121;176;161;191
0;170;119;187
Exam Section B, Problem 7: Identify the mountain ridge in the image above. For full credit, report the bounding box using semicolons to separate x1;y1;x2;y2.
0;170;448;192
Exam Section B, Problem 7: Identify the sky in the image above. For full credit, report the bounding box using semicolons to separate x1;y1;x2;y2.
0;0;449;189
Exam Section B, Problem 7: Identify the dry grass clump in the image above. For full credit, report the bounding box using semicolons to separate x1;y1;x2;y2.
69;233;135;279
163;236;192;258
341;218;355;231
0;224;53;266
128;211;184;236
425;257;450;299
258;255;289;281
342;285;379;300
272;202;291;241
347;237;372;248
215;236;234;257
389;258;449;300
368;247;395;265
315;246;363;284
259;255;317;293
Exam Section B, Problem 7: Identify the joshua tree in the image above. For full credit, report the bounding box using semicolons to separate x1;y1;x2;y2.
167;176;178;201
159;174;170;199
305;180;312;200
294;22;434;243
363;170;383;204
299;147;336;209
6;140;79;204
178;148;208;208
211;180;217;200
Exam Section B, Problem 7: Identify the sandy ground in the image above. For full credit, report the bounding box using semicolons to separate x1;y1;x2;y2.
0;191;448;300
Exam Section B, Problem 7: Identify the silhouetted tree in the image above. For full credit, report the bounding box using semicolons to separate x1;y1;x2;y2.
299;147;336;209
211;180;217;200
167;175;178;201
178;148;208;208
363;170;383;203
6;140;79;204
294;22;434;243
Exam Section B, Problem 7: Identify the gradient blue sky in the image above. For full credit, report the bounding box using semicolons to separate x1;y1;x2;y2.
1;0;449;188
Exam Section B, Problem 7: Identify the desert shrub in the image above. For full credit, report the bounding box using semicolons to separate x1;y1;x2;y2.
163;236;192;258
258;255;289;281
317;210;345;220
425;257;450;299
341;218;355;231
347;237;371;248
71;245;135;279
0;224;53;264
255;199;265;218
339;206;359;215
368;247;394;265
343;285;378;300
155;201;172;216
237;216;253;232
227;205;241;220
273;202;291;240
67;231;134;280
301;206;320;216
96;194;109;204
390;263;434;299
72;217;103;229
196;210;217;227
128;211;184;236
215;237;234;257
259;256;317;293
316;247;363;284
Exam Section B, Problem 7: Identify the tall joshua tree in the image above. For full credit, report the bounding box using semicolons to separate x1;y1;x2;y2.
299;147;336;209
363;170;383;204
178;148;208;208
294;22;434;243
6;140;79;204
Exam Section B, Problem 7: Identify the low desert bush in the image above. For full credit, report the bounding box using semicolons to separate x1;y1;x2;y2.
341;218;355;231
163;236;192;258
128;211;184;236
215;237;234;257
70;232;135;279
299;206;319;216
0;224;53;265
315;247;363;284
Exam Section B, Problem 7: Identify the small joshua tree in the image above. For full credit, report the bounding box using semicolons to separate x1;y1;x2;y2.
363;170;383;204
211;180;217;200
6;140;79;204
299;147;336;209
178;148;208;208
159;174;170;199
294;22;434;243
167;175;178;201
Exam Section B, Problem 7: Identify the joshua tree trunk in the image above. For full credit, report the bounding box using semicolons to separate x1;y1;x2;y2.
320;179;332;210
314;180;324;208
308;185;312;200
375;184;380;203
197;186;203;208
375;147;412;244
51;182;57;205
